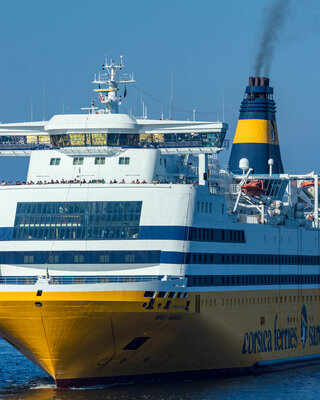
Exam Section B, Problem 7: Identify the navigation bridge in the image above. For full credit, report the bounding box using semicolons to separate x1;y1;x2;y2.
0;116;228;156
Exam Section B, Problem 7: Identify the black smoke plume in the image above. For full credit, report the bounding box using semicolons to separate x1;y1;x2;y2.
254;0;291;76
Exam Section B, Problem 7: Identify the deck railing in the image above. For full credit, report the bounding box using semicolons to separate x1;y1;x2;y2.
0;275;163;285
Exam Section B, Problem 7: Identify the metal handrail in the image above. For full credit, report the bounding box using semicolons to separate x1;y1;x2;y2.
0;275;163;285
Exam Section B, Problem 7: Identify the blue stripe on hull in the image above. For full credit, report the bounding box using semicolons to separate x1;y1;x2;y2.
229;142;284;174
139;226;188;240
255;353;320;367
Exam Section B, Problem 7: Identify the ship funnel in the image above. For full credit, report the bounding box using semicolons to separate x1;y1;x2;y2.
228;77;284;175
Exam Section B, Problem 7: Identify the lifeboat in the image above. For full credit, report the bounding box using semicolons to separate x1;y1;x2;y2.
241;179;265;197
302;180;320;200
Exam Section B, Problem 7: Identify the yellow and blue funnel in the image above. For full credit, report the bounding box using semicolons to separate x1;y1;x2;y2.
228;77;284;174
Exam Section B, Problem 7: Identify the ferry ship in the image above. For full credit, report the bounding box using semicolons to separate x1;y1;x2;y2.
0;59;319;388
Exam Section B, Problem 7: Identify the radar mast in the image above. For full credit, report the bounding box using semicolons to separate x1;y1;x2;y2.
93;56;135;114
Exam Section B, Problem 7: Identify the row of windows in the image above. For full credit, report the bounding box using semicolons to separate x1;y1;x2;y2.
187;274;320;287
50;133;139;148
13;201;142;241
1;250;161;264
50;157;131;166
197;201;213;214
197;201;225;215
13;227;139;241
191;228;245;243
200;295;320;309
16;201;142;215
24;253;138;264
49;132;224;149
187;252;320;265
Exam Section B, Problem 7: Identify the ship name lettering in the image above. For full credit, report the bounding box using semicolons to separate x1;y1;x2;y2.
242;314;298;355
242;329;272;354
274;315;297;351
308;325;320;346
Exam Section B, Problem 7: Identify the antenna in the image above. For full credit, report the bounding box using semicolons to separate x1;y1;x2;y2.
169;71;173;120
92;56;135;114
30;97;33;122
222;93;225;122
42;85;45;121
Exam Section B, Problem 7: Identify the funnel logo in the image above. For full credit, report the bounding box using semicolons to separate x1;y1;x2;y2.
271;121;277;143
301;305;308;348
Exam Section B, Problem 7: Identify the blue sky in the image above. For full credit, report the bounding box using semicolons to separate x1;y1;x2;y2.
0;0;319;179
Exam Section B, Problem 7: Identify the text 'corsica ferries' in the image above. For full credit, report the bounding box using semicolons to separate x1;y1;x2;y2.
0;60;320;387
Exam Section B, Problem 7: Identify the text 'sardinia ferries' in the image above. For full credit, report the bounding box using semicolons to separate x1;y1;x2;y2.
0;59;319;388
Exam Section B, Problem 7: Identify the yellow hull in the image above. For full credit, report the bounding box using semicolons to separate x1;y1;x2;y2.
0;288;320;387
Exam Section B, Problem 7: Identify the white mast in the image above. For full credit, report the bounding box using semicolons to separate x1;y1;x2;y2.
92;56;135;114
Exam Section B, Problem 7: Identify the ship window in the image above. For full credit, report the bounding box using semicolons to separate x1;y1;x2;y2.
157;291;166;298
69;134;86;146
124;254;135;263
99;254;110;263
24;255;34;263
74;277;85;284
50;158;60;166
92;133;107;146
73;157;84;165
13;201;142;241
48;255;59;263
94;157;105;165
73;254;84;263
119;157;130;165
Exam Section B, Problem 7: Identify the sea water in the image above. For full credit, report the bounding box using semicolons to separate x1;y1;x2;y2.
1;338;320;400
